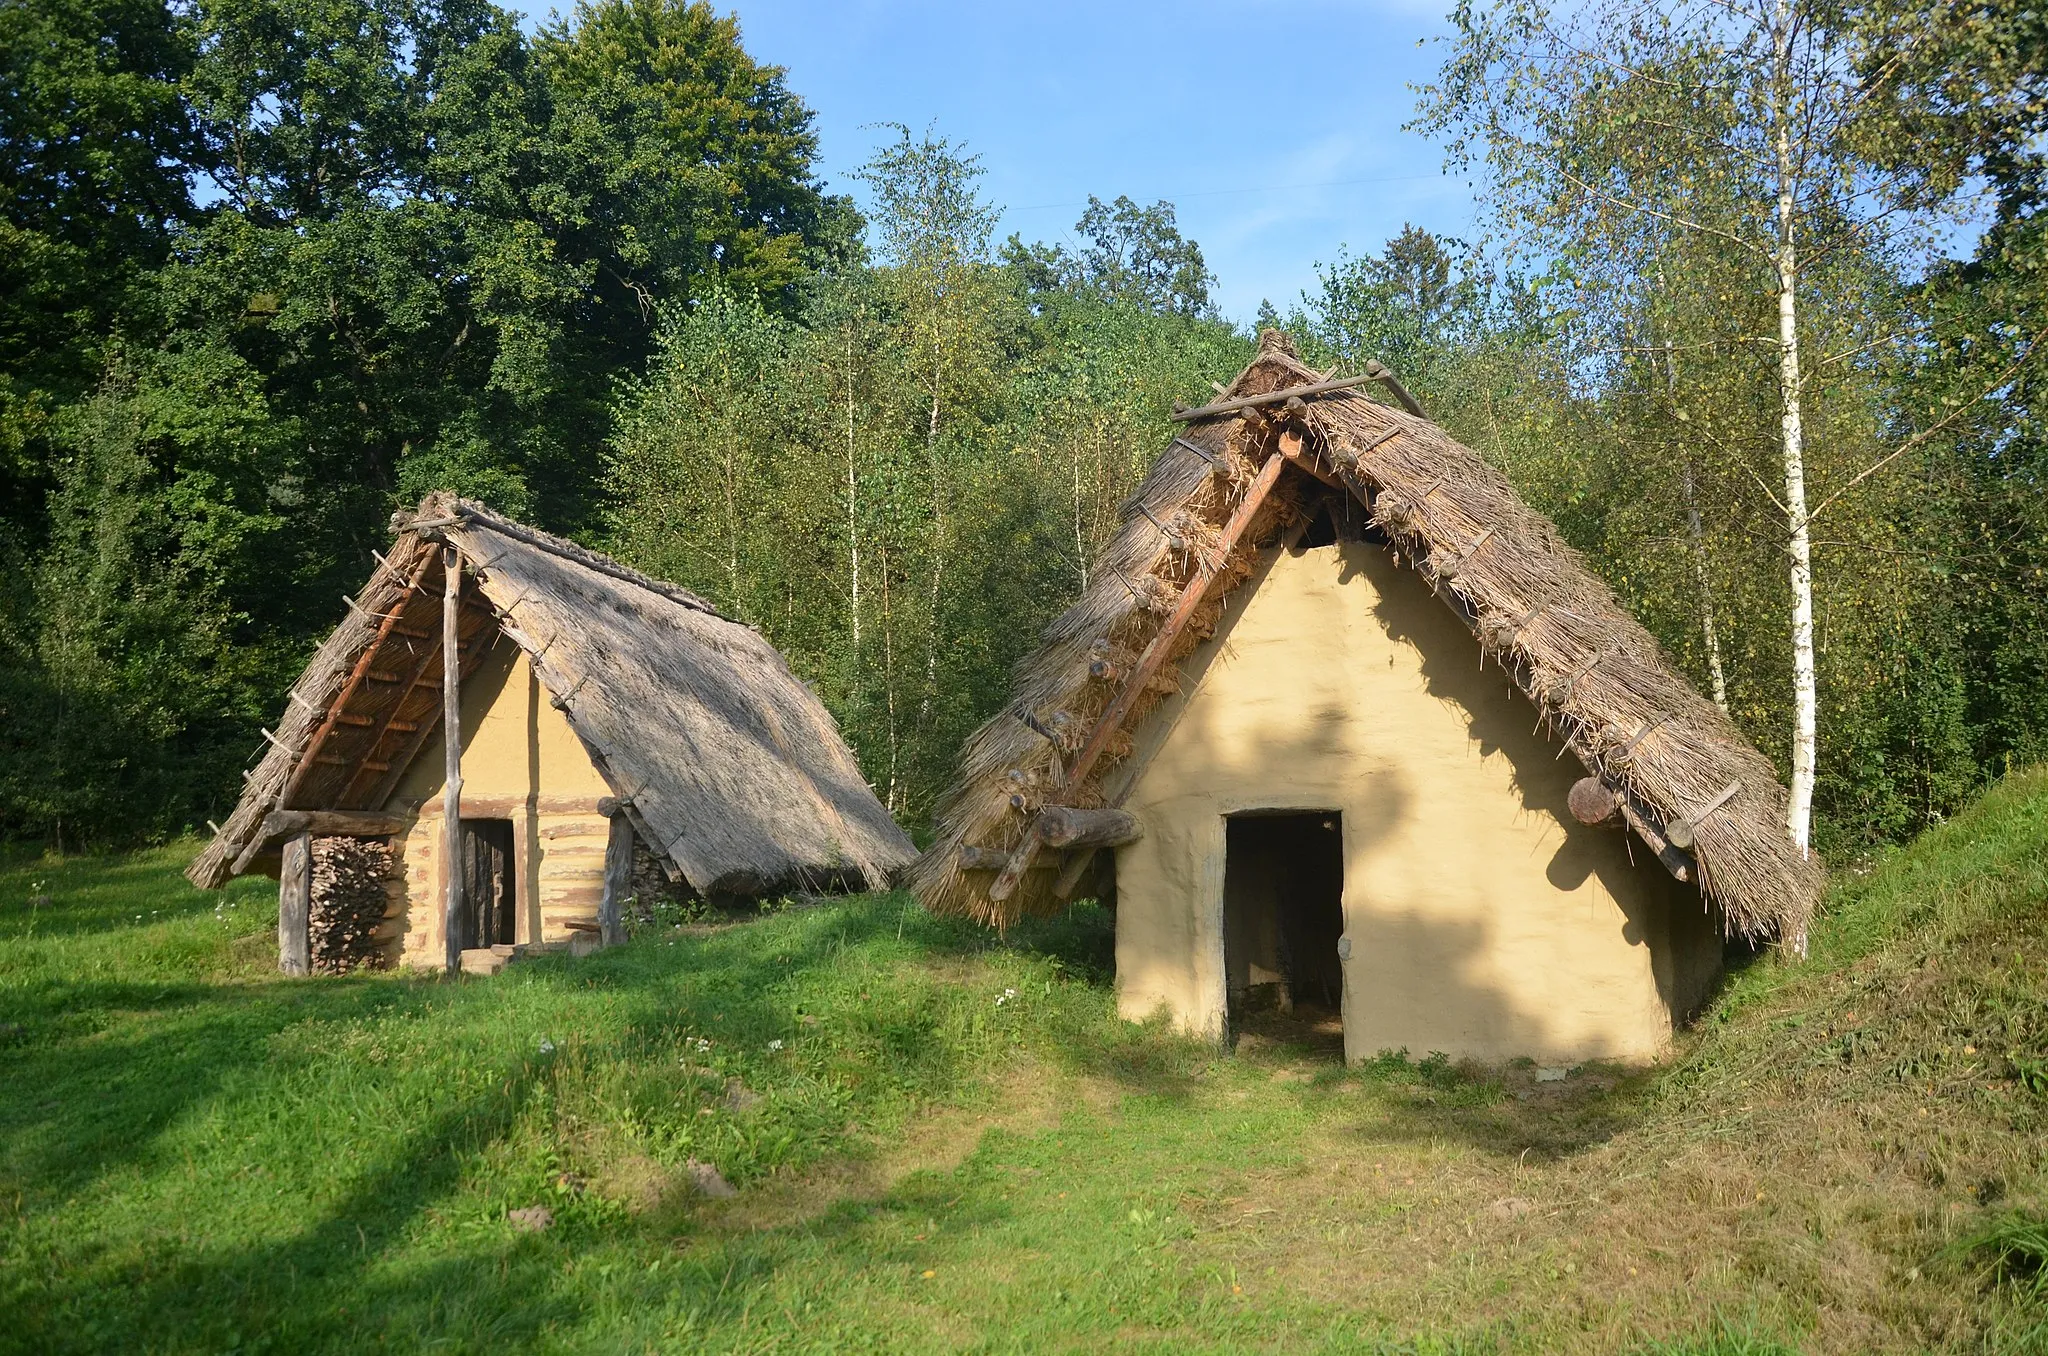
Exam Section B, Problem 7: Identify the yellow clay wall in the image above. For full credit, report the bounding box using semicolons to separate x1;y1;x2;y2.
1108;540;1722;1063
382;634;617;968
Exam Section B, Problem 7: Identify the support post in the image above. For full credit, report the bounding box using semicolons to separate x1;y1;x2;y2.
441;545;464;974
599;811;633;948
278;830;312;976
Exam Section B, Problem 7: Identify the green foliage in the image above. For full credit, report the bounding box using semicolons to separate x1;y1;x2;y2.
3;0;2045;873
602;140;1247;821
1003;194;1217;318
1408;0;2048;851
0;0;843;845
0;0;196;499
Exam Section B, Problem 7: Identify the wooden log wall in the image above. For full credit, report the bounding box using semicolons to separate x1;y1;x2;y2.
392;797;615;967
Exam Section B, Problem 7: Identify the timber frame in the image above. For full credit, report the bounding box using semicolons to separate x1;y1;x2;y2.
189;494;919;974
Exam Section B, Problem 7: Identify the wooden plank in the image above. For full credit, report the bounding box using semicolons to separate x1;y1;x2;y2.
1170;373;1376;423
441;546;464;975
1052;848;1098;901
278;831;312;977
1064;452;1290;791
1274;429;1343;488
599;814;633;948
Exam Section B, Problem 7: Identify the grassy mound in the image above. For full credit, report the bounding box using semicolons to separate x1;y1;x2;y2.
0;768;2043;1353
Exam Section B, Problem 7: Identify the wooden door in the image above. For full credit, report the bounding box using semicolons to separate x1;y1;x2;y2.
458;818;516;950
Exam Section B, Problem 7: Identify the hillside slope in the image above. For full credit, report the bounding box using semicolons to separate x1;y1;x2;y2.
0;770;2043;1353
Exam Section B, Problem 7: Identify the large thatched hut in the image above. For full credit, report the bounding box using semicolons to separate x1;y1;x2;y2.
910;332;1823;1063
192;493;914;974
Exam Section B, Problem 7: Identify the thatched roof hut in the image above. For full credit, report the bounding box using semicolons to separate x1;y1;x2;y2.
909;332;1823;1062
192;493;913;972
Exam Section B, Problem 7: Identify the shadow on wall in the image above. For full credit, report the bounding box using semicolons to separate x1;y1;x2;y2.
1353;543;1721;1025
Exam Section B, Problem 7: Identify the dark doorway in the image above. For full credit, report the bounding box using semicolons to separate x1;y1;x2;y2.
1224;812;1345;1051
458;818;517;950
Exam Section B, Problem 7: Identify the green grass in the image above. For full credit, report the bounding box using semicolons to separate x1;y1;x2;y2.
2;769;2046;1353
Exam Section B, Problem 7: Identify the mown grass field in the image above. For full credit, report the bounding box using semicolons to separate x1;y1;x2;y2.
3;771;2046;1354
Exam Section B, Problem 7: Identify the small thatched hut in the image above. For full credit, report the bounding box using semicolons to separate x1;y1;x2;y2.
909;332;1824;1063
192;493;915;974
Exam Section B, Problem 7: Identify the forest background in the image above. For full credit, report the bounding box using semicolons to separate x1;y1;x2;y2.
2;0;2043;861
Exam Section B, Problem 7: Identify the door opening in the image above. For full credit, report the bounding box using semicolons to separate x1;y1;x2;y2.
457;818;517;950
1224;811;1344;1051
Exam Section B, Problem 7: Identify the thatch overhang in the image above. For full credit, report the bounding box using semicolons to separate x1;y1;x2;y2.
908;332;1825;941
189;493;915;895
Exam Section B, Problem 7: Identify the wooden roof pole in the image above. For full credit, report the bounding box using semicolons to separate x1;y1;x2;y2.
1064;450;1289;794
277;542;436;808
1170;373;1377;423
989;454;1289;906
441;546;465;975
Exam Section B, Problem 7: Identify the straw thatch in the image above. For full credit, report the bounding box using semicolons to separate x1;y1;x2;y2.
908;331;1824;941
190;493;915;895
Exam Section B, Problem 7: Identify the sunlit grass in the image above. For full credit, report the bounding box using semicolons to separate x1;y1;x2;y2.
1;772;2044;1353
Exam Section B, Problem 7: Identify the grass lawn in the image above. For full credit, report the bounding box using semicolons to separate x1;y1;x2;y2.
2;771;2046;1353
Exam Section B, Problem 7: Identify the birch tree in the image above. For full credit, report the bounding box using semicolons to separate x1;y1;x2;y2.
853;126;1007;740
1417;0;1979;864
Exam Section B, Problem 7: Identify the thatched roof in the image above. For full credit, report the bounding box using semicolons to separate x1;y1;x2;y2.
908;332;1824;941
189;493;915;895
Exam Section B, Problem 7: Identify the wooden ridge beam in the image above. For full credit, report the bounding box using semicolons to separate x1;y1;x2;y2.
1170;373;1376;423
1274;428;1343;489
1037;805;1143;849
231;809;413;875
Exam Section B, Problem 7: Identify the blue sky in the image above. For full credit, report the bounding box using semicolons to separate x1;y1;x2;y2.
523;0;1477;326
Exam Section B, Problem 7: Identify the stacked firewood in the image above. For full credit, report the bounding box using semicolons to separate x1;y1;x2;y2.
630;836;698;921
309;836;394;973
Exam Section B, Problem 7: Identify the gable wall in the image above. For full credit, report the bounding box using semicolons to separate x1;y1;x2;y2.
1109;541;1722;1063
381;634;617;967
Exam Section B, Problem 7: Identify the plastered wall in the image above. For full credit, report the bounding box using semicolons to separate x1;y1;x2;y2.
1110;540;1722;1063
383;634;617;967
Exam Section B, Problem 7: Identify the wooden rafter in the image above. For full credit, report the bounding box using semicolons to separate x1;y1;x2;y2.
283;548;501;811
278;547;439;808
331;580;460;806
1061;451;1291;793
357;600;498;812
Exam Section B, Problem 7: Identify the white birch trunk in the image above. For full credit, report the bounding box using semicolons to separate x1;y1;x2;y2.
845;340;861;667
919;381;945;725
1681;457;1731;713
1773;0;1819;946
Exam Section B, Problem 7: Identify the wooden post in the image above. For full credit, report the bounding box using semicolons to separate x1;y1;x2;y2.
987;815;1049;904
599;812;633;948
278;830;312;976
441;545;464;975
